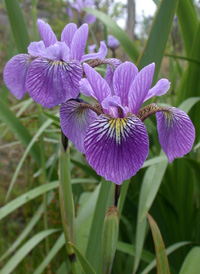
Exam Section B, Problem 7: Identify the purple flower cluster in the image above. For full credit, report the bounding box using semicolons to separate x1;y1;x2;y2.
4;20;195;185
4;20;107;108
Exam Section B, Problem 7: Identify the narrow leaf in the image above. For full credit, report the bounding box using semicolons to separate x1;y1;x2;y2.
179;247;200;274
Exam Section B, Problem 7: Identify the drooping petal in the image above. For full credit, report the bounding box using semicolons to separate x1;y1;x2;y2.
144;78;170;102
79;78;95;98
128;63;155;115
113;61;138;105
156;107;195;163
3;54;32;100
26;58;82;108
84;114;149;184
28;41;46;57
70;24;89;61
81;41;107;62
104;58;122;92
37;19;57;47
60;100;97;153
83;63;111;103
61;23;77;48
83;13;96;24
42;42;70;62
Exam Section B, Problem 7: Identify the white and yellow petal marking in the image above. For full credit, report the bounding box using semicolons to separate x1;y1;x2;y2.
84;114;149;185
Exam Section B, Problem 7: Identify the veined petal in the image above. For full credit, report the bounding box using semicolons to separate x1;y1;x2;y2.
84;114;149;185
37;19;57;47
80;41;107;62
42;42;70;62
156;107;195;162
26;58;82;108
60;100;97;153
70;24;89;61
128;63;155;114
79;78;95;98
61;23;77;48
113;61;138;105
3;54;31;100
83;63;111;103
104;58;122;92
28;41;46;56
144;78;170;102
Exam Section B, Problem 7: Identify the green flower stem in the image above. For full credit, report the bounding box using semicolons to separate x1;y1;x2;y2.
102;206;119;274
59;132;79;273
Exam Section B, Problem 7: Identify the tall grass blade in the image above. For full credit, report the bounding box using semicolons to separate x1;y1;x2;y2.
179;247;200;274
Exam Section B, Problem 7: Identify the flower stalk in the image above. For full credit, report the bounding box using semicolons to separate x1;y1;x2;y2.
59;132;79;273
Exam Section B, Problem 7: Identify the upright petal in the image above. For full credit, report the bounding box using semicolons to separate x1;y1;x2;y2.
3;54;31;100
27;58;82;108
113;62;138;106
128;63;155;114
42;42;70;62
104;58;122;92
81;41;107;62
70;24;89;61
84;114;149;185
60;100;97;153
37;19;57;47
156;107;195;162
61;23;77;48
66;7;74;18
144;79;170;102
83;63;111;103
79;78;95;98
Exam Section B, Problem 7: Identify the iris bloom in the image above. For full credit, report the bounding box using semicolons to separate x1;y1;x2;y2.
3;19;106;108
60;61;195;185
66;0;96;24
107;35;120;50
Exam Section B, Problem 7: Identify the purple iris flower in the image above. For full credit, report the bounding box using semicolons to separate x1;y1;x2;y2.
3;19;107;108
60;61;195;185
107;35;120;50
66;0;96;24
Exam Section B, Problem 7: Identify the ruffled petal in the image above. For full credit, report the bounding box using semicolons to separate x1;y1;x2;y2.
113;61;138;106
104;58;122;92
83;13;96;24
70;24;89;61
3;54;31;100
128;63;155;114
26;58;82;108
101;95;127;118
156;107;195;162
83;63;111;103
144;78;170;102
60;100;97;153
80;41;107;62
79;78;95;97
61;23;77;48
84;114;149;184
37;19;57;47
28;41;46;57
42;42;70;62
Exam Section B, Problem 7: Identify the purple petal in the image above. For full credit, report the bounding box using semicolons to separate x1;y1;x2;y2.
88;44;96;53
79;78;95;97
37;19;57;47
101;96;128;118
42;42;70;62
84;114;149;184
3;54;31;100
26;58;82;108
66;7;74;18
128;63;155;114
83;63;111;103
113;61;138;106
107;35;120;49
70;24;89;61
61;23;77;48
60;100;97;153
144;79;170;102
28;41;46;57
156;107;195;162
81;41;107;62
83;13;96;24
104;58;122;92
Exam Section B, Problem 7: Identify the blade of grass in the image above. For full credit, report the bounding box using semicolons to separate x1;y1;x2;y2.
179;247;200;274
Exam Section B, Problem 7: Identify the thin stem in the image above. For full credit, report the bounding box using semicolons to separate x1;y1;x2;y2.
79;102;103;115
137;104;170;121
114;185;121;207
